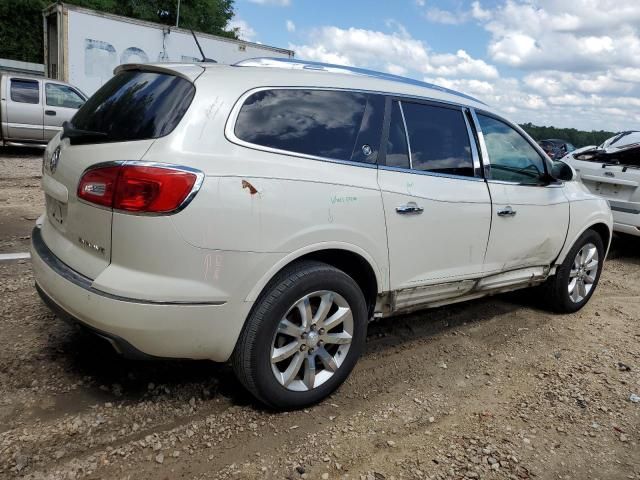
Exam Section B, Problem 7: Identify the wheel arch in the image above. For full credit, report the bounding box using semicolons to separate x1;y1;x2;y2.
556;220;613;266
588;222;611;253
245;243;384;316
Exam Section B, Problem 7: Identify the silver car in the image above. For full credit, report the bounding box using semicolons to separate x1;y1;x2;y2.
1;73;87;147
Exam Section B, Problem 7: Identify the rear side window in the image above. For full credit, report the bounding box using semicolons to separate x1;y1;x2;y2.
68;70;195;145
11;79;39;104
234;89;383;163
401;102;474;177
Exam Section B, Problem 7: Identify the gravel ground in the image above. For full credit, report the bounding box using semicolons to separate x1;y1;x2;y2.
0;150;638;480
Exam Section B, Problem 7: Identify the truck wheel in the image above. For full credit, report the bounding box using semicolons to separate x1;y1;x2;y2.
545;229;604;313
232;260;368;409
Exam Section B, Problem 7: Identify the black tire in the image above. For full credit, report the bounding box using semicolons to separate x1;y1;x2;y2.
231;260;368;410
544;229;605;313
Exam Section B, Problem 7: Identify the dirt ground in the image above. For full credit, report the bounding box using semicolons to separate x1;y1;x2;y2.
0;149;638;480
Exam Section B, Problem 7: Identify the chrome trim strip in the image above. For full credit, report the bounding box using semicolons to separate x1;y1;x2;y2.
378;165;485;182
397;101;413;169
469;108;491;179
462;109;482;177
7;122;43;131
32;226;225;306
76;161;205;216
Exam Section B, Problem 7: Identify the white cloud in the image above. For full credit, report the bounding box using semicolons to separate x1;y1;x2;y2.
286;2;640;131
248;0;290;5
415;0;640;130
422;1;491;24
228;18;256;41
470;1;492;21
425;7;466;25
291;25;498;80
480;0;640;72
286;20;296;32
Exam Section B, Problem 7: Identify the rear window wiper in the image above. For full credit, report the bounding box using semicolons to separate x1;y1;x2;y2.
61;122;107;141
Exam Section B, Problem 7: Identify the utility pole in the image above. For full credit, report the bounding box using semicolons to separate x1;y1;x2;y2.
176;0;181;27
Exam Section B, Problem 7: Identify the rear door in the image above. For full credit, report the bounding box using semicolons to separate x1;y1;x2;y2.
473;112;569;273
40;69;196;279
43;82;86;140
378;98;491;294
5;77;43;141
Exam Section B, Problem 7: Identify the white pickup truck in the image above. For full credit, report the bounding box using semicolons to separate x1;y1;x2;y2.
1;73;87;147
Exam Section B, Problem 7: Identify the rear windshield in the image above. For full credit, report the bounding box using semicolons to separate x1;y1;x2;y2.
68;70;195;145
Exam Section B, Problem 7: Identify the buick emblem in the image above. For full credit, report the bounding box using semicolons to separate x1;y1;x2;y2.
49;146;61;173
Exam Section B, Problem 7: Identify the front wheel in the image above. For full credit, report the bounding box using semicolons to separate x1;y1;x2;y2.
232;261;368;409
544;229;605;313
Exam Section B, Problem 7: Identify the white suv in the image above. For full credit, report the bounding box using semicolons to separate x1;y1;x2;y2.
32;58;613;409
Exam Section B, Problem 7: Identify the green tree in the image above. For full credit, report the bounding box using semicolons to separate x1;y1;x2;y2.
0;0;236;64
519;122;615;148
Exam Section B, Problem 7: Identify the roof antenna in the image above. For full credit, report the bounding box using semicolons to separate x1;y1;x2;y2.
190;29;216;63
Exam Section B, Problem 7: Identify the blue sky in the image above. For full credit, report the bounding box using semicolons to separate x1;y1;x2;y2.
229;0;640;132
238;1;491;59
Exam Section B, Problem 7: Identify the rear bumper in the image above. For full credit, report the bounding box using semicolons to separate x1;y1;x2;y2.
613;222;640;237
31;226;252;361
612;209;640;237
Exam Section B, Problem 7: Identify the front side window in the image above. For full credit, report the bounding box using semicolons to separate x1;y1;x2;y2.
234;89;383;163
395;101;474;177
46;83;85;109
477;114;547;184
10;79;39;104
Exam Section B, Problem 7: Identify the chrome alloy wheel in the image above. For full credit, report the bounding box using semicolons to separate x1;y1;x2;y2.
270;291;353;392
568;242;599;303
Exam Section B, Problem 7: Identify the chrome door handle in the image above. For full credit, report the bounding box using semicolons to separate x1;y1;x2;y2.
396;202;424;215
497;206;517;217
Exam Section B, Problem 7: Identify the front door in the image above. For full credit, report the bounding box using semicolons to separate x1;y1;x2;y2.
378;99;492;294
473;112;570;274
43;82;86;140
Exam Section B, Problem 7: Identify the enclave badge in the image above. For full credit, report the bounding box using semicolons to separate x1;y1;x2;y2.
49;146;61;174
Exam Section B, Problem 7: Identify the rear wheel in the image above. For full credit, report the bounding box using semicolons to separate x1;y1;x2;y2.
545;229;604;313
232;261;368;409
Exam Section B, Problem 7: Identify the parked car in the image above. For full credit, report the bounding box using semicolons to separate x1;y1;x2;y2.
563;131;640;237
1;73;87;147
539;139;576;160
31;59;612;409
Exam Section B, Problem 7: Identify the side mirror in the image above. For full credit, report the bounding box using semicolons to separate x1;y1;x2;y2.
551;160;575;182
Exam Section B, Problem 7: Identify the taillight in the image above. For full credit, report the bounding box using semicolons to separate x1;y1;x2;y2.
77;164;200;214
77;166;119;208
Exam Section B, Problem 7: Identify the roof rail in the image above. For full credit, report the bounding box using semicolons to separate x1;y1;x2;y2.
233;57;485;105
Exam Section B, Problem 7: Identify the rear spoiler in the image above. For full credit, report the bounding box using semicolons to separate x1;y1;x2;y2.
114;63;206;83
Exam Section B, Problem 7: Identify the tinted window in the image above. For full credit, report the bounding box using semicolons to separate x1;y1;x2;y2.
386;101;410;169
69;71;195;145
10;79;39;104
349;94;384;163
477;114;546;184
46;83;85;109
235;89;381;163
402;102;474;177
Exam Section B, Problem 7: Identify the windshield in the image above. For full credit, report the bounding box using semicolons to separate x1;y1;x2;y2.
68;70;195;145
